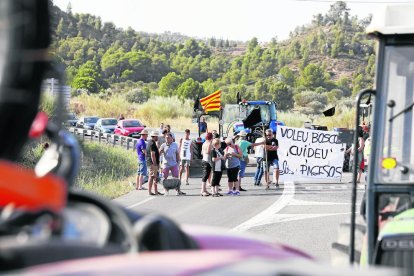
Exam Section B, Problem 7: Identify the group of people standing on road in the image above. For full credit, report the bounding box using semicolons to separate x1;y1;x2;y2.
136;125;193;196
135;122;281;197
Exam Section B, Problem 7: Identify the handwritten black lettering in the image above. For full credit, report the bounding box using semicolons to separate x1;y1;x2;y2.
299;164;343;178
279;160;294;175
280;128;309;143
288;145;329;159
311;132;339;144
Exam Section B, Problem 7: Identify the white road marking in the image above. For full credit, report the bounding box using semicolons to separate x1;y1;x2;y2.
231;181;296;232
231;182;355;232
288;199;350;206
258;212;351;225
126;197;155;209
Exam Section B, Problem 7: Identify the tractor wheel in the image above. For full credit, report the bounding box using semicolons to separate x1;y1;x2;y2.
331;217;366;266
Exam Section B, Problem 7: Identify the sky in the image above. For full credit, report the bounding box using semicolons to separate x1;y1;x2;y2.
52;0;408;42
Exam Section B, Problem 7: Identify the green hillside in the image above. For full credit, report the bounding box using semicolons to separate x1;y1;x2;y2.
50;1;374;117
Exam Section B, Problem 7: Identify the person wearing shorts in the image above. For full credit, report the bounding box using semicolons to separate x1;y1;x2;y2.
236;130;265;191
159;133;185;195
179;129;192;185
146;131;163;196
224;137;242;196
201;132;213;196
264;129;280;189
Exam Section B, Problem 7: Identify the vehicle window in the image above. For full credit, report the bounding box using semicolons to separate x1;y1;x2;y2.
246;105;271;123
123;120;142;127
85;117;99;124
67;113;76;120
377;46;414;183
102;119;117;125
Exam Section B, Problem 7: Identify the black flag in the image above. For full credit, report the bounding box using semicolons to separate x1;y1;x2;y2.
236;92;241;104
193;95;200;111
365;93;371;105
243;108;262;128
323;106;335;117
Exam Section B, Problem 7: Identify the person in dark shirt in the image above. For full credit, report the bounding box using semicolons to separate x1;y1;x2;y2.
146;131;162;195
199;117;208;134
264;129;279;189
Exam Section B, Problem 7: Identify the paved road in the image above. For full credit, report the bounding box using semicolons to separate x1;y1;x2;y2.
114;166;365;262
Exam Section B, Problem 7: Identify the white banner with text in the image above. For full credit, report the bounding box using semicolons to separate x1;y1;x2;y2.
276;126;345;182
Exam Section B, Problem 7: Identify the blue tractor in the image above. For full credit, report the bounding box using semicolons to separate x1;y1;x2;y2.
223;100;284;142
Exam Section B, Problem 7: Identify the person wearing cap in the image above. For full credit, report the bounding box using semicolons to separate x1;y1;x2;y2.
136;129;149;190
146;130;163;195
224;137;242;195
236;130;265;191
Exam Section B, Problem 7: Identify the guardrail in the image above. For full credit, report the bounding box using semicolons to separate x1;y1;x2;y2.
68;127;139;151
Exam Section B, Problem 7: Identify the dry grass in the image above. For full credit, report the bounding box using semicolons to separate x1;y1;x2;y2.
71;94;356;132
278;106;355;130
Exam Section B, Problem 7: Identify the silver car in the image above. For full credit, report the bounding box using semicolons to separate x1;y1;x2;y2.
94;118;118;134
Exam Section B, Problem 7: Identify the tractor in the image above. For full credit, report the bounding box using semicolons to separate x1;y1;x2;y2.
332;3;414;273
222;100;284;143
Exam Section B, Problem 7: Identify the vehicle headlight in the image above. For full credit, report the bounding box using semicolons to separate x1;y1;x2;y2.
84;125;92;130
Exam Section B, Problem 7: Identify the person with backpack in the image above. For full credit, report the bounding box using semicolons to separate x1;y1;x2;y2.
224;137;242;196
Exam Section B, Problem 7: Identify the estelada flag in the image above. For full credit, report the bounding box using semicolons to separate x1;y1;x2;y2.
200;90;221;113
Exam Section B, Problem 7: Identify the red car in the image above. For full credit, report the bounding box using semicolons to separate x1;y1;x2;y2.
114;119;145;138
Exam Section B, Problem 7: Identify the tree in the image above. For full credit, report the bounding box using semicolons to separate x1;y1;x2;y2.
298;64;328;89
176;78;204;100
247;37;258;52
253;80;267;100
278;66;296;87
71;61;102;93
157;72;184;97
201;79;219;96
125;88;149;103
294;91;328;115
325;1;349;25
269;81;294;111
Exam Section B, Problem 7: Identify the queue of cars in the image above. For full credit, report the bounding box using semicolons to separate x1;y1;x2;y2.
66;114;145;137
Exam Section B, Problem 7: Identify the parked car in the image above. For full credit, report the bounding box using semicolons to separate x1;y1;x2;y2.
94;118;117;134
64;112;78;127
114;119;145;138
76;116;100;130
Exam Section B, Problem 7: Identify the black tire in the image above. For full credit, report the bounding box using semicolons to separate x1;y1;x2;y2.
331;219;366;265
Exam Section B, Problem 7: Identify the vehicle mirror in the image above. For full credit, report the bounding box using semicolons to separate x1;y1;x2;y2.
0;161;66;213
29;112;48;139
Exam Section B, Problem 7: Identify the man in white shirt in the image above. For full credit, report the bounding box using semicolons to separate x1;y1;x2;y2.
179;129;192;185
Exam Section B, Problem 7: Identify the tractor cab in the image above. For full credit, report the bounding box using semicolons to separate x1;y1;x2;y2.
222;100;282;142
338;4;414;272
